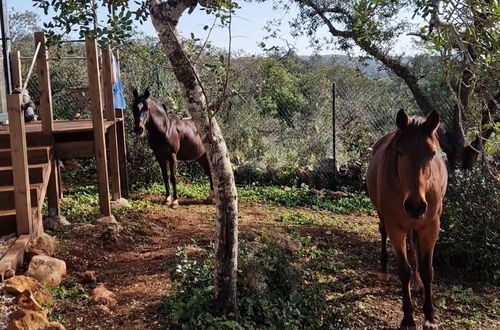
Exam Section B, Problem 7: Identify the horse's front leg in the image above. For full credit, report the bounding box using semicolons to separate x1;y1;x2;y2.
389;227;416;329
417;222;440;329
169;153;179;209
157;156;171;205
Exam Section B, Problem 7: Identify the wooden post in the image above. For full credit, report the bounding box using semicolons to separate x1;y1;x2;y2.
86;39;112;217
7;94;32;236
34;32;60;220
34;32;54;136
101;45;121;201
10;51;22;89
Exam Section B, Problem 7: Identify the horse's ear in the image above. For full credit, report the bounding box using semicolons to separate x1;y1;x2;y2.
133;88;138;99
144;87;150;99
423;110;440;134
396;109;409;130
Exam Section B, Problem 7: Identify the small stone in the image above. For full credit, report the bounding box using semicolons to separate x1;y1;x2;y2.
6;309;48;330
95;305;112;314
92;284;117;307
80;271;97;284
96;215;118;226
42;322;66;330
4;276;54;307
26;256;67;286
26;234;57;258
43;215;71;230
326;190;349;199
111;198;131;208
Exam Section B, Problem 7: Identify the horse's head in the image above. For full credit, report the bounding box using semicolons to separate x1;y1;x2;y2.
132;87;151;137
394;109;441;219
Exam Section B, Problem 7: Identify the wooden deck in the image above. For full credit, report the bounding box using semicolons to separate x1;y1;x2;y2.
0;119;118;136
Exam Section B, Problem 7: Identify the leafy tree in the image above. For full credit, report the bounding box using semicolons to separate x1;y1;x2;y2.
9;9;41;42
261;0;499;170
32;0;240;317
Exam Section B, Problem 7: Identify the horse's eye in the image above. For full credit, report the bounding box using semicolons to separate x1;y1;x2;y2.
432;151;436;157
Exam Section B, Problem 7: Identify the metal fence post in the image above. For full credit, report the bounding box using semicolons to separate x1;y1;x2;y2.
332;81;337;189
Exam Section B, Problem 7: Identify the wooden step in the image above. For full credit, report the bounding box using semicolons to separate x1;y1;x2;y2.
0;146;51;167
0;184;43;211
0;164;47;186
0;208;38;236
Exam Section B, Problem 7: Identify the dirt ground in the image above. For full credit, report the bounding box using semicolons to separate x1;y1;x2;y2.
48;194;499;330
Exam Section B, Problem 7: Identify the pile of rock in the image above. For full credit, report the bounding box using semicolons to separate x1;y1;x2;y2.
1;234;67;330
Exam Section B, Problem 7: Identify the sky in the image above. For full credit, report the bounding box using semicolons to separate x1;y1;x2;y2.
9;0;422;56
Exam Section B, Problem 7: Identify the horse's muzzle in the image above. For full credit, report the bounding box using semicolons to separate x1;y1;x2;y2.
404;198;428;220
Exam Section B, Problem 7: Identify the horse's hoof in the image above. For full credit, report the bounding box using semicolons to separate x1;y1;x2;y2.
399;317;416;330
423;320;438;329
170;200;179;209
164;196;172;205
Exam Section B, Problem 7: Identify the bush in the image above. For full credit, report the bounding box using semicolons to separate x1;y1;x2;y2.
162;237;326;329
436;168;500;284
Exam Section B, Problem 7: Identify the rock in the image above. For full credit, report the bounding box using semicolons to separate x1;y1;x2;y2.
4;276;54;307
42;322;66;330
26;256;67;286
80;271;97;284
16;290;43;312
99;227;121;250
95;305;112;315
6;309;48;330
325;190;349;199
111;198;131;208
184;245;203;256
26;234;56;258
43;215;71;230
92;284;117;307
96;215;119;226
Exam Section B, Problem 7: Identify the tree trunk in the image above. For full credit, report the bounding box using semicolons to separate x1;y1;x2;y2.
149;0;239;317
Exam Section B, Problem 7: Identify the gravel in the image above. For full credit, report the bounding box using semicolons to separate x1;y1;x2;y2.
0;281;17;329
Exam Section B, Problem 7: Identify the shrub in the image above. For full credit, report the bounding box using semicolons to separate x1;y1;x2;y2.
162;237;326;329
436;168;500;284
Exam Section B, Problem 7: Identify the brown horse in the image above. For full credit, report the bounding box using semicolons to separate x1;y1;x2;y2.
132;88;213;208
367;109;447;329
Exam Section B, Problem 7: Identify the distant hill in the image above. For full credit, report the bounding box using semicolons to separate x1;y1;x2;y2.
299;54;402;78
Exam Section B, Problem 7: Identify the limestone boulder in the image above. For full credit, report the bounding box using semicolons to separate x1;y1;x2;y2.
26;256;67;286
6;309;48;330
4;276;54;307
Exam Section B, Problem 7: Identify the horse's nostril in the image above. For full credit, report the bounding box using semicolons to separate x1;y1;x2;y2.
404;199;427;219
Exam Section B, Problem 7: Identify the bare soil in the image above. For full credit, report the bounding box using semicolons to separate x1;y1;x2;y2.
47;195;499;330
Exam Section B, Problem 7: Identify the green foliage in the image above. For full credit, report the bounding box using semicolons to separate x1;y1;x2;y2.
436;169;500;284
239;184;372;214
162;237;325;329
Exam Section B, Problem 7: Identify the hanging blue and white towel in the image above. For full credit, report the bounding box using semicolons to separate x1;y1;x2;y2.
112;54;126;110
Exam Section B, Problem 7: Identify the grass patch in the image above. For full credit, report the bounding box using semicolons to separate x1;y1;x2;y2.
140;181;372;214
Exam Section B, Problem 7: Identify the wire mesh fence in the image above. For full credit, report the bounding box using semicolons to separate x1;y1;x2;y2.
13;38;454;190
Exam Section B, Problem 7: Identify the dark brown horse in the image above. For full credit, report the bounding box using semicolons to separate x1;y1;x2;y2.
367;109;448;329
132;88;213;208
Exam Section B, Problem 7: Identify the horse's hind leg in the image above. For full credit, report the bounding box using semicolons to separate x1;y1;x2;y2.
198;153;214;203
157;156;171;205
379;219;389;275
168;153;179;209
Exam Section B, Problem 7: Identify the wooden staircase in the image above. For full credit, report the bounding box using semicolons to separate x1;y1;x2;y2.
0;145;53;236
